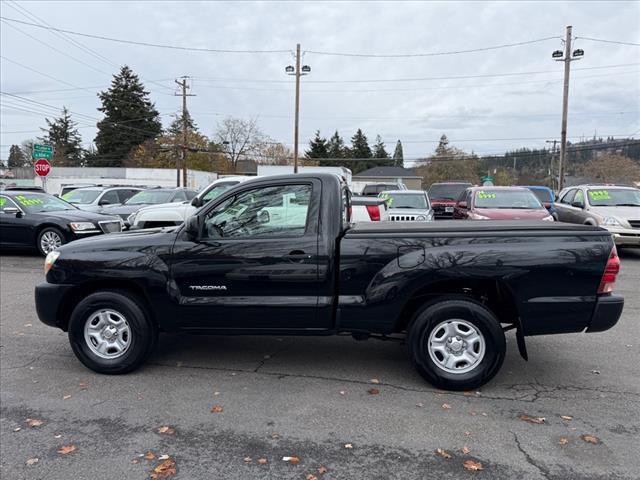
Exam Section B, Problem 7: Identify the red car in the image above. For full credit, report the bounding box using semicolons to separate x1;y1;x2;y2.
453;186;555;221
428;182;472;218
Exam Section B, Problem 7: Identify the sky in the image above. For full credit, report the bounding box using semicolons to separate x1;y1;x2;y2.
1;0;639;167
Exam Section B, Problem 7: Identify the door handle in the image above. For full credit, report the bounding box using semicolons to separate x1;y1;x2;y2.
284;250;312;261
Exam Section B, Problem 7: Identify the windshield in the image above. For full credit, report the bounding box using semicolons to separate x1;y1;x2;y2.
381;192;428;209
428;183;471;200
588;188;640;207
474;190;543;209
125;190;174;205
62;189;101;204
529;188;553;204
202;182;238;202
12;193;76;213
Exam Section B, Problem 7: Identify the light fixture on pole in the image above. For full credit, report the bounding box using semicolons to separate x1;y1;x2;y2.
285;44;311;173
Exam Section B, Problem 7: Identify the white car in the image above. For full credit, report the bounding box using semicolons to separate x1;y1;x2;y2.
128;176;251;229
379;190;434;222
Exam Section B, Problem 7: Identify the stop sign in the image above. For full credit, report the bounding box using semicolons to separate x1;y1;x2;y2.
34;159;51;177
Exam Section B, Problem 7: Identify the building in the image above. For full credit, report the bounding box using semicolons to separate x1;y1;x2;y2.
352;166;422;193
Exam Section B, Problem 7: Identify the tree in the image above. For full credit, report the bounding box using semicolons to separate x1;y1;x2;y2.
39;107;84;166
215;117;265;170
350;129;373;173
7;144;29;168
167;111;197;136
93;65;162;167
260;142;293;165
373;135;389;158
393;140;404;168
435;134;450;157
582;154;640;183
415;136;480;186
492;168;516;186
305;131;328;159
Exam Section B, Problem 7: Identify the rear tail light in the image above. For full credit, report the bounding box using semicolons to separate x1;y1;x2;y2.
348;206;352;221
598;245;620;294
366;204;381;221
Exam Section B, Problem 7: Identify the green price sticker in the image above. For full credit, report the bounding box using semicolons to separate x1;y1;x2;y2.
380;193;394;206
478;191;496;199
15;195;44;206
588;190;611;200
0;198;6;208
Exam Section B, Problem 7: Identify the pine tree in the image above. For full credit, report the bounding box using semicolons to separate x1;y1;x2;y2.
7;144;29;168
39;107;84;166
393;140;404;168
93;66;162;167
350;129;372;173
168;111;197;136
305;131;328;159
373;135;389;159
327;131;346;159
435;134;450;157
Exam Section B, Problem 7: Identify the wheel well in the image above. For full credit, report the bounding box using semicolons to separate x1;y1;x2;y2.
395;279;520;333
57;280;154;331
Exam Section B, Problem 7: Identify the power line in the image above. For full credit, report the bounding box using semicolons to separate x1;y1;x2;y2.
576;36;640;47
0;16;292;54
304;36;562;58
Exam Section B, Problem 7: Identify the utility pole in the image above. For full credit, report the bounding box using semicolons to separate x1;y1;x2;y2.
175;76;195;187
546;139;558;191
552;26;584;191
285;45;311;173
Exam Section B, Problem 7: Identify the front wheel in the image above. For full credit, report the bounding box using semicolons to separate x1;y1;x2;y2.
37;227;65;256
408;299;506;390
68;290;158;374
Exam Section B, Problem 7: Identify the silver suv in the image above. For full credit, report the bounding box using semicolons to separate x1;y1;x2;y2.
378;190;433;222
61;186;142;212
555;184;640;247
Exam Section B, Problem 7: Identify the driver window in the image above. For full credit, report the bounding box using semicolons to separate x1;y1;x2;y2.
573;189;584;206
101;191;119;204
0;196;19;213
203;184;312;239
560;189;576;204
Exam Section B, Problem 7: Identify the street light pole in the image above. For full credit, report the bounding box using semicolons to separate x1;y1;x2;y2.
286;45;310;174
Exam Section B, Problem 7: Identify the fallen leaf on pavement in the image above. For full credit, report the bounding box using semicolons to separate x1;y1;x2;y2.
519;414;545;424
13;427;21;432
257;458;268;465
436;448;452;459
344;443;353;449
57;445;77;455
213;391;220;396
367;388;380;395
306;475;318;480
464;431;472;437
243;456;252;463
442;403;452;409
26;419;44;428
416;402;424;408
461;446;471;455
54;434;62;439
463;459;483;471
370;378;380;384
339;390;346;395
63;394;72;400
158;455;170;460
560;415;573;421
26;458;39;465
581;434;600;444
144;451;156;460
211;405;223;413
271;433;280;440
78;382;88;390
318;466;328;474
590;370;600;375
156;426;175;435
282;456;300;465
150;458;176;479
558;437;569;445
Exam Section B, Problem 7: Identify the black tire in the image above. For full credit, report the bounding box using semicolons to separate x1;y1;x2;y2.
36;226;66;256
68;290;158;374
407;298;506;391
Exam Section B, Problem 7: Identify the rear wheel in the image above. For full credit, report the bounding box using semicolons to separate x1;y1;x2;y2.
68;290;158;374
37;227;65;256
408;299;506;390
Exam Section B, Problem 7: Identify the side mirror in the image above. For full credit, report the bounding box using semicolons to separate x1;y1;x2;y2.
99;199;111;206
571;201;584;209
457;201;468;209
185;215;200;240
543;202;551;209
3;207;20;216
191;197;202;208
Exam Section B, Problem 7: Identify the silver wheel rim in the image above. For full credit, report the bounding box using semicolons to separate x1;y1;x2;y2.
40;231;62;254
427;319;486;374
83;309;131;359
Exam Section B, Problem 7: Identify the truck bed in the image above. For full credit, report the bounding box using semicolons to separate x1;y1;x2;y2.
347;220;605;234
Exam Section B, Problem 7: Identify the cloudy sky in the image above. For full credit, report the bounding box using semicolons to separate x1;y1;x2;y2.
1;0;639;166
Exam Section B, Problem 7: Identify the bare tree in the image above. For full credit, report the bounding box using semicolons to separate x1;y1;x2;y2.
214;117;265;170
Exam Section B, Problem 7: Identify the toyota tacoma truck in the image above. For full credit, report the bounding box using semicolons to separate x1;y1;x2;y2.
35;174;624;390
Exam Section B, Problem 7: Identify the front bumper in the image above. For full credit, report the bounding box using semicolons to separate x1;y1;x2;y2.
586;294;624;333
604;227;640;247
35;282;74;329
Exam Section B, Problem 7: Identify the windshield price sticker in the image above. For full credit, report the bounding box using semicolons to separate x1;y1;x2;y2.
15;195;44;206
380;193;394;206
588;190;611;200
477;191;497;199
0;198;6;207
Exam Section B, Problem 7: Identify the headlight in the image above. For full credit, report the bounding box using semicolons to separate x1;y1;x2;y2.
416;215;426;221
69;222;96;231
601;216;622;227
44;250;60;275
542;215;554;221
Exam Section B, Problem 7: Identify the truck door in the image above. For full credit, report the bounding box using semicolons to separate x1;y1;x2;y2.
169;179;328;331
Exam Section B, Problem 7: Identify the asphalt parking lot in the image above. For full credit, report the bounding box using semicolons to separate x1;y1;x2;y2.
1;250;639;480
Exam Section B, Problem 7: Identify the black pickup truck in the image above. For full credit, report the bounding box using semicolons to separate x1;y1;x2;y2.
35;174;624;390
